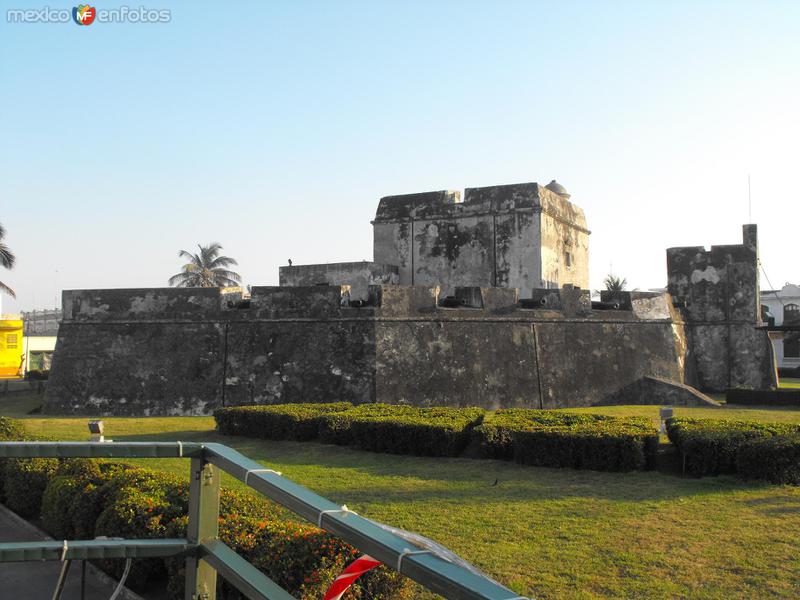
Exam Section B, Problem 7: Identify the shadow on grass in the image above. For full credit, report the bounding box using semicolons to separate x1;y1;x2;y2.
742;494;800;515
0;392;44;417
109;429;770;505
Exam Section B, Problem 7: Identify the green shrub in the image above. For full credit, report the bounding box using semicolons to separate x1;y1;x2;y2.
0;416;30;502
317;412;360;446
473;410;658;472
25;369;49;381
41;459;107;539
215;402;353;440
4;457;59;517
42;476;85;538
165;513;411;600
318;404;440;454
69;463;140;540
666;417;800;477
736;434;800;484
317;404;486;456
218;403;485;457
0;416;26;440
94;484;179;587
347;406;485;457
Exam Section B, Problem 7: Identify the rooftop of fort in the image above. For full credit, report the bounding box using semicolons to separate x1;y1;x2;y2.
372;181;589;233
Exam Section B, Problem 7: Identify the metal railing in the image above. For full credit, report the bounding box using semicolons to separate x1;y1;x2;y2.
0;441;528;600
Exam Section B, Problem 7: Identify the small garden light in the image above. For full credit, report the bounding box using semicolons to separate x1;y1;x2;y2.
88;420;105;442
659;407;673;434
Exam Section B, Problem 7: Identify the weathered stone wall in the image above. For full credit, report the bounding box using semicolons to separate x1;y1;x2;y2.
667;225;777;391
45;285;689;415
48;288;232;415
372;183;589;298
278;262;399;301
539;190;590;290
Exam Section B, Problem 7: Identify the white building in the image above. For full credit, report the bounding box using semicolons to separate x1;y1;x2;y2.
762;283;800;371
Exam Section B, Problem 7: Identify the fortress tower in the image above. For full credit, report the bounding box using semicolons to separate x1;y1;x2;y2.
281;180;590;300
372;181;589;298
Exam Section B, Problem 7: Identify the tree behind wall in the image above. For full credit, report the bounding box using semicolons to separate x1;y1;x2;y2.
0;223;15;298
168;242;242;288
603;274;627;292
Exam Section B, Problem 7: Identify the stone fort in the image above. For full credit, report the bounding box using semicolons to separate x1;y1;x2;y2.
45;181;776;415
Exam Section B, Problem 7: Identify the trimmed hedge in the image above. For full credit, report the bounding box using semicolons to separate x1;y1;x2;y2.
216;403;487;457
666;417;800;477
337;405;485;457
316;404;486;456
473;410;658;472
215;404;660;469
736;434;800;484
726;388;800;407
215;402;353;441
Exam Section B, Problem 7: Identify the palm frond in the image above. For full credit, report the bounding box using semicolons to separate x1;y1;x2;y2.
0;243;13;269
167;272;191;286
212;269;242;283
207;255;238;269
0;222;14;269
0;280;15;298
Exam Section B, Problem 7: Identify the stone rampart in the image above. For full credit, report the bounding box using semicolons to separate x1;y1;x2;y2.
45;285;691;415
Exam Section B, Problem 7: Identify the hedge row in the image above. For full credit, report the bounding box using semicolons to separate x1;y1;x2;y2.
319;405;486;457
725;388;800;407
666;417;800;481
473;410;658;472
216;403;486;457
736;435;800;484
215;402;353;441
0;417;410;599
215;404;659;471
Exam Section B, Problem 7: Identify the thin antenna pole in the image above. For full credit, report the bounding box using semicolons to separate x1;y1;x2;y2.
748;174;752;223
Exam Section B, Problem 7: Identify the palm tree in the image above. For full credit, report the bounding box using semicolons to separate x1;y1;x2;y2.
0;223;15;298
603;274;627;292
168;242;242;288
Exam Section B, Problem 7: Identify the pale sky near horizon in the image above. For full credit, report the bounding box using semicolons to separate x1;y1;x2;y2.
1;0;798;313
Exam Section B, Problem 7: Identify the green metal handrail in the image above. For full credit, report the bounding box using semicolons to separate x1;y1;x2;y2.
0;441;529;600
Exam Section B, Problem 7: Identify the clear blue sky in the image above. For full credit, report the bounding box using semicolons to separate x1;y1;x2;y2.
1;0;798;312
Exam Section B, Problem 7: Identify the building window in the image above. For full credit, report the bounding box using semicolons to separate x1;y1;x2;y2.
785;303;800;325
6;334;18;350
565;252;572;269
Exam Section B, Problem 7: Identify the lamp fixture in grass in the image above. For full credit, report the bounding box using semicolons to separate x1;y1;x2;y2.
88;420;110;442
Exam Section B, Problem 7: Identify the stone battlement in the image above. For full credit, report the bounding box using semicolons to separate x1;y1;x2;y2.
374;182;588;232
60;285;675;323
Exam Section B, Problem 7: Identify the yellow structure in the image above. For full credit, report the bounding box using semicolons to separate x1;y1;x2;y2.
0;317;24;379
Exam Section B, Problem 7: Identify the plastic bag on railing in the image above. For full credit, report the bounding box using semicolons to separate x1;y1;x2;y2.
366;518;520;593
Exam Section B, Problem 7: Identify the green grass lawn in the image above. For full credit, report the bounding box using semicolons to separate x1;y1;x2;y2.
2;395;799;599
